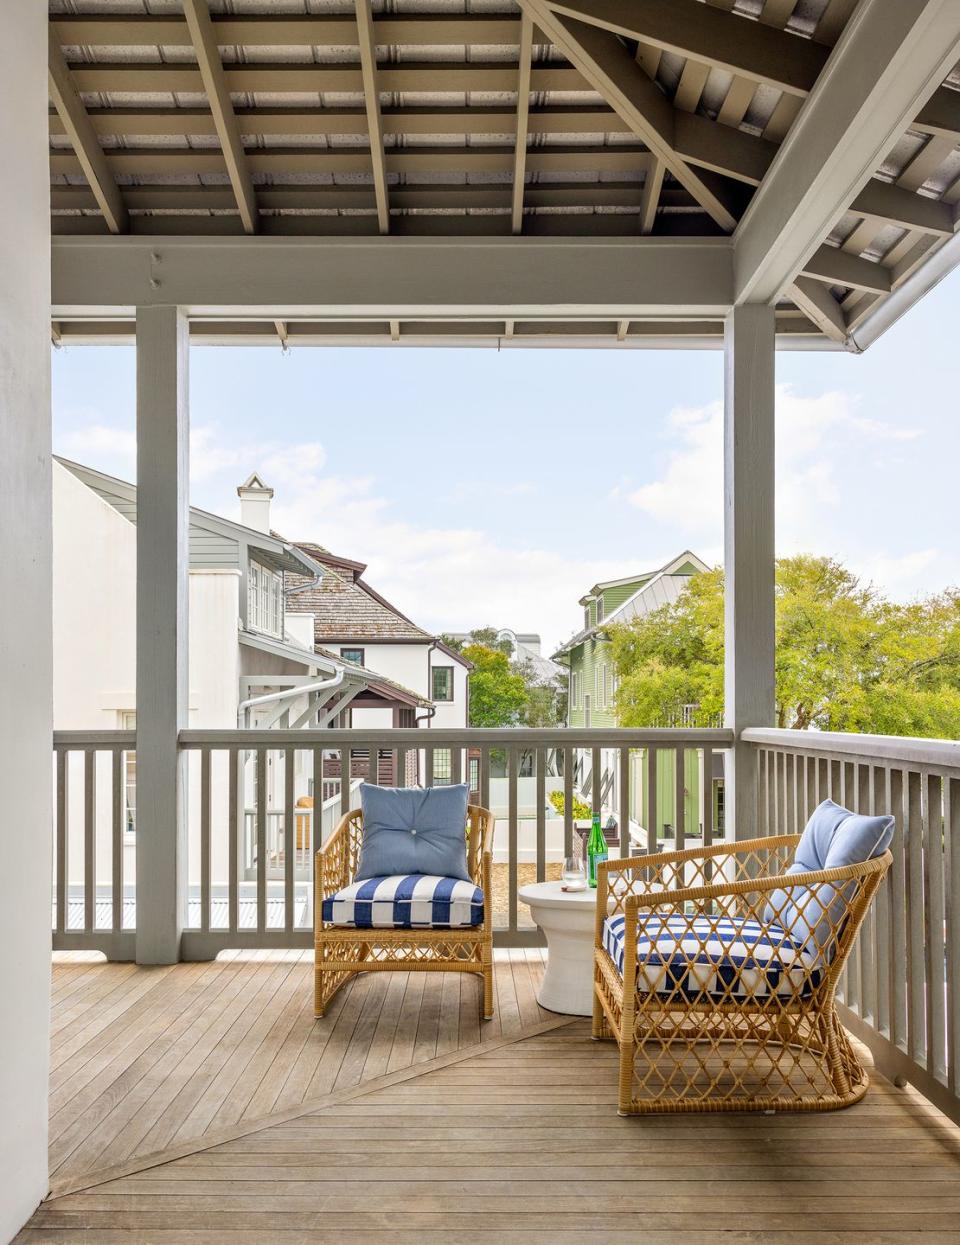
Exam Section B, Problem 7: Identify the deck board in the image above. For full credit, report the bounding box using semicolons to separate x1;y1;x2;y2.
18;951;960;1243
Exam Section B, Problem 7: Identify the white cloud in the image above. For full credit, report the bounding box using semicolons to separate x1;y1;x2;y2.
58;423;136;477
56;418;628;650
625;385;922;554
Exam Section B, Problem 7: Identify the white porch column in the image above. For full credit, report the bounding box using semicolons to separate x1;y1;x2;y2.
723;304;776;839
136;306;190;964
0;3;52;1236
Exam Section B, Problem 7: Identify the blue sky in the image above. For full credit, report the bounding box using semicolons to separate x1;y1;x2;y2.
52;271;960;653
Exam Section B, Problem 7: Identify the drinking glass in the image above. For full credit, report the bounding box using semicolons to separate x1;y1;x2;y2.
561;856;587;891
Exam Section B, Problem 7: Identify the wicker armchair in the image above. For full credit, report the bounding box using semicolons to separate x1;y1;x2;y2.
593;834;892;1115
315;803;495;1020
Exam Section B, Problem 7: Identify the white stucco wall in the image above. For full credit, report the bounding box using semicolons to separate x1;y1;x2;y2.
0;5;53;1236
340;641;469;728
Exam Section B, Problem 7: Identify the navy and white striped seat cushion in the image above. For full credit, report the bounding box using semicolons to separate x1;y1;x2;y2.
321;875;483;929
602;914;822;1000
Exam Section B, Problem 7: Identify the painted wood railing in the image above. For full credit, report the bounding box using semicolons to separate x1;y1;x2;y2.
742;727;960;1127
52;727;731;957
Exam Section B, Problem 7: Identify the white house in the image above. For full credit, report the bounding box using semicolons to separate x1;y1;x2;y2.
52;459;436;920
285;543;472;737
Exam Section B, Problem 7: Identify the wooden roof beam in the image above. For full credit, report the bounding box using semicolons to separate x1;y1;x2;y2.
511;14;534;235
734;0;960;305
788;276;848;343
48;37;128;234
182;0;258;234
520;0;742;231
355;0;390;235
544;0;828;95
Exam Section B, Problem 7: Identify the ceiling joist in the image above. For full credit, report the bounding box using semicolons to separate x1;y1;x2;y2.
48;37;128;235
182;0;258;234
520;0;743;231
354;0;390;235
511;14;534;235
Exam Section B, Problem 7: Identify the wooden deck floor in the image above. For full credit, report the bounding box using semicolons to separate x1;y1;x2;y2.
18;951;960;1242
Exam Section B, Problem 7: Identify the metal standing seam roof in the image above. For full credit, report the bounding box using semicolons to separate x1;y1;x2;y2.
553;551;709;658
45;0;960;350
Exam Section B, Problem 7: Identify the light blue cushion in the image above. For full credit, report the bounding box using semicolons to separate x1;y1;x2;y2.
355;783;471;883
764;799;894;953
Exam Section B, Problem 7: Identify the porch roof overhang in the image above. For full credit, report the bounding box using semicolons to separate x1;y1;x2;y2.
45;0;960;353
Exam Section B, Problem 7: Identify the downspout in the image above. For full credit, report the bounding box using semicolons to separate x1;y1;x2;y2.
415;638;440;728
237;665;346;728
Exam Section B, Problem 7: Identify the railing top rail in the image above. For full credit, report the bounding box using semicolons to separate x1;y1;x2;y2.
178;726;735;748
741;726;960;771
54;730;136;748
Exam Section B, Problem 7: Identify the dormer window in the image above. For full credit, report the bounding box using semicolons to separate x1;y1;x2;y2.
248;558;284;638
596;598;604;623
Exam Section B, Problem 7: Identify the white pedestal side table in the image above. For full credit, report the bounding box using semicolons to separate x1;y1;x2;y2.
518;880;600;1017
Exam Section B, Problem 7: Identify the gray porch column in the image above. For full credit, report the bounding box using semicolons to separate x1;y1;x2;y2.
136;306;190;964
723;304;776;839
0;4;53;1234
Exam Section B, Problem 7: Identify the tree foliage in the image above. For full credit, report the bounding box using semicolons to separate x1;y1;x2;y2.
609;556;960;737
461;642;529;727
445;628;567;728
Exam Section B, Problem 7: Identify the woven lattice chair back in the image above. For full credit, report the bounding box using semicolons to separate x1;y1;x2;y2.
593;834;892;1115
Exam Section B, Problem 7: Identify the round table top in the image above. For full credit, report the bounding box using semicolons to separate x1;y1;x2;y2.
517;879;599;910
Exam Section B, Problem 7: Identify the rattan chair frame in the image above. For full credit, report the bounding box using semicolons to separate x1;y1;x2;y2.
592;833;892;1115
314;804;495;1020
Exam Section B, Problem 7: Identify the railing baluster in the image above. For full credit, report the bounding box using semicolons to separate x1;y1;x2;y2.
480;747;490;810
508;746;518;935
906;769;925;1062
619;745;631;858
84;749;96;933
340;747;351;817
925;773;947;1079
535;746;546;883
112;747;123;935
674;745;685;852
563;745;573;858
200;746;211;935
228;748;239;936
872;764;890;1036
889;766;908;1051
646;746;658;854
946;776;960;1097
424;741;434;787
56;747;68;935
284;746;295;937
701;747;713;849
256;747;267;935
451;745;462;785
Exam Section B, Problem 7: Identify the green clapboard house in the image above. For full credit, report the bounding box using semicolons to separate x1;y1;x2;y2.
552;551;723;844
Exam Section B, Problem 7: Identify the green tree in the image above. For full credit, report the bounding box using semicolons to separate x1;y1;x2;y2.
609;556;960;738
462;642;528;727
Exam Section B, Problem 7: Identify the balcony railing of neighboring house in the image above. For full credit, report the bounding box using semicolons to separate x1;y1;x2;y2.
51;724;960;1127
742;726;960;1129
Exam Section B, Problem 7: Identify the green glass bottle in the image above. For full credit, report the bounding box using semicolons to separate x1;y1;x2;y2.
587;812;608;889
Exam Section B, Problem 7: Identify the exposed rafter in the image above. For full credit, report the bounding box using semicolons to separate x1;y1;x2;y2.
182;0;258;235
734;0;960;304
48;37;128;234
355;0;390;235
789;276;848;344
511;14;534;235
639;159;664;235
520;0;743;231
545;0;828;95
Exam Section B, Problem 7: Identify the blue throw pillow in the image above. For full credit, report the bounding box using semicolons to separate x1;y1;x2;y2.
764;799;894;953
355;783;471;883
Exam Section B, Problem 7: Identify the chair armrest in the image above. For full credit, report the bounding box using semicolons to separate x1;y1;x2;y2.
315;810;356;897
